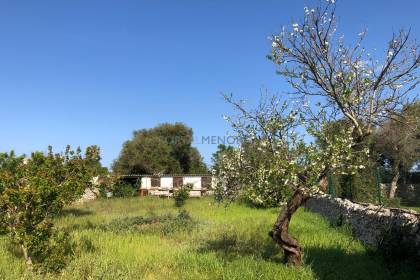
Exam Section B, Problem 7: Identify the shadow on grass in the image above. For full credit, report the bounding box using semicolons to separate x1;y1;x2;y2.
197;230;283;263
58;208;93;217
198;232;420;280
304;246;420;280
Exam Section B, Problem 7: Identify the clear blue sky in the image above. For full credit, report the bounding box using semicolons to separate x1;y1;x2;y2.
1;0;419;168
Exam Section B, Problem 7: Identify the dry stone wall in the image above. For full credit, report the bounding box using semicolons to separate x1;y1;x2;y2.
305;194;420;252
75;187;100;204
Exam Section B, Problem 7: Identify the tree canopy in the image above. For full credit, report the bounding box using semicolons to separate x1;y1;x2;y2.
373;101;420;171
372;101;420;197
112;123;208;175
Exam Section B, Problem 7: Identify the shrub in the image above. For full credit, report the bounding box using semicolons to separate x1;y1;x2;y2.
377;225;420;271
383;197;401;208
113;182;136;197
0;146;99;272
328;164;379;204
97;209;195;235
76;236;96;254
97;175;117;198
98;177;136;198
174;183;193;207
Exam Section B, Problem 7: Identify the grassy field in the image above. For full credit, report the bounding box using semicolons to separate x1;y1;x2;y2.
404;205;420;212
0;197;418;280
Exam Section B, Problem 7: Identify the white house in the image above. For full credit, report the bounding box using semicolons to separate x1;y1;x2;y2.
123;174;213;197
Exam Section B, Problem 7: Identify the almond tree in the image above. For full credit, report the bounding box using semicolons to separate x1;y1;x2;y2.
219;91;367;265
218;0;419;266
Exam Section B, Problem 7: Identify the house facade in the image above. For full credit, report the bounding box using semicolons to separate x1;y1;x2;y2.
121;174;214;197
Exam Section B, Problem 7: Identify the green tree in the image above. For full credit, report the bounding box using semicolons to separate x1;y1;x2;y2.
188;147;208;174
113;133;182;174
85;145;109;175
372;101;420;198
112;123;208;174
0;146;101;272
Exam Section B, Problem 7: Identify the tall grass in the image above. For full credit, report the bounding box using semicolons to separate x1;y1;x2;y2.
0;197;418;279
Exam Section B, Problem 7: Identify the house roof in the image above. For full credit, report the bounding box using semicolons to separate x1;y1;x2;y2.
120;174;212;178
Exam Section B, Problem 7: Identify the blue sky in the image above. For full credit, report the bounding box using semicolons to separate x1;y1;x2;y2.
0;0;419;168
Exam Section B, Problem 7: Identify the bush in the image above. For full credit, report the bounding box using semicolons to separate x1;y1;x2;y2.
113;182;136;197
377;225;420;272
76;236;96;254
173;184;193;207
0;146;99;272
97;209;195;235
98;177;136;198
162;209;194;234
328;164;379;204
383;197;401;208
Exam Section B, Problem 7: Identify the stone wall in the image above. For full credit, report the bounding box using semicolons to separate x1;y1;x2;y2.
75;187;100;204
305;194;420;252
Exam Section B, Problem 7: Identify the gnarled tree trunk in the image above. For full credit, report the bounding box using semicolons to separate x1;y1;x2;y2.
269;188;309;266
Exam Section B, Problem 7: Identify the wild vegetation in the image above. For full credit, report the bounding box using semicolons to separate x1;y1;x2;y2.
1;197;418;280
173;183;193;207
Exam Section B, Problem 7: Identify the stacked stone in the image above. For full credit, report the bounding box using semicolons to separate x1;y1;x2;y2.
305;193;420;251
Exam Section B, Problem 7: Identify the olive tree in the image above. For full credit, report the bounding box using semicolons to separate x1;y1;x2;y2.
113;123;208;175
217;0;419;266
372;101;420;198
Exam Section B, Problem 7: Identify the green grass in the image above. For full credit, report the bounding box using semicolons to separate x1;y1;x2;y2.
0;197;418;280
411;206;420;212
402;205;420;212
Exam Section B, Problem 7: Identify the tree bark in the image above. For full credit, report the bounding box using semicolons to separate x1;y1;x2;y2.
389;166;400;199
269;188;309;266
